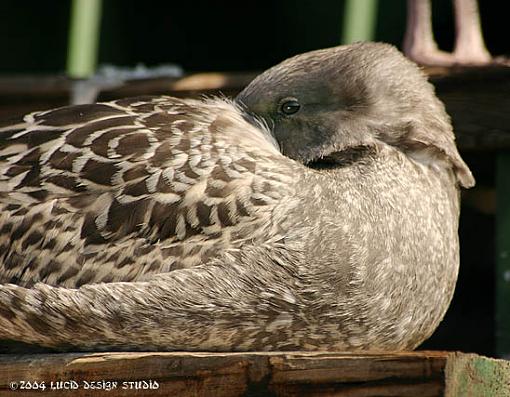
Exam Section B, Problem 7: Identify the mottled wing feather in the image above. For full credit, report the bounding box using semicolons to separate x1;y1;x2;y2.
0;96;295;288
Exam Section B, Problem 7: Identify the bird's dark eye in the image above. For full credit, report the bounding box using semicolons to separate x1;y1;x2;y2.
279;99;301;115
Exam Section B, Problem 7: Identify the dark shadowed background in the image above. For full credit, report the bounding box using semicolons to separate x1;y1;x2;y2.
0;1;508;73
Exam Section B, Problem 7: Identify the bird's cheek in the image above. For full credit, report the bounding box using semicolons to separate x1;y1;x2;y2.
272;124;306;162
333;117;374;149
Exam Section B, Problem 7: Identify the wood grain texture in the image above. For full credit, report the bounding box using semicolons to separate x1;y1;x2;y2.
0;351;508;396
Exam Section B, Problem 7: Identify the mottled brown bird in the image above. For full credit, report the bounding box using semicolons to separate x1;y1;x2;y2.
0;42;473;352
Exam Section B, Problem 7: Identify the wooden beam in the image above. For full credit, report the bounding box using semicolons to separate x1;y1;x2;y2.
0;351;508;396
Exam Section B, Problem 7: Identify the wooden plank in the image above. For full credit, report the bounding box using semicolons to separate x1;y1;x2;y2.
0;351;508;396
445;352;510;397
268;352;446;397
0;72;258;120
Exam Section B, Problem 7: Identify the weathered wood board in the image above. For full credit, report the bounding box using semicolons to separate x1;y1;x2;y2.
0;351;508;396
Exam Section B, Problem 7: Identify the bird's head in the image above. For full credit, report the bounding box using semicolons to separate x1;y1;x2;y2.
236;42;474;188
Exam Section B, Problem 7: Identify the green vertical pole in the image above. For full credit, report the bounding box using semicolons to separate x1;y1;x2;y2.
496;153;510;358
341;0;378;44
67;0;103;78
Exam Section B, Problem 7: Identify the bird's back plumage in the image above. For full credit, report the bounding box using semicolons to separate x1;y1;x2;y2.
0;96;293;288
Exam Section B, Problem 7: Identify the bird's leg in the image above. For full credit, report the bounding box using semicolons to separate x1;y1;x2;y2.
0;246;305;351
452;0;492;64
403;0;456;66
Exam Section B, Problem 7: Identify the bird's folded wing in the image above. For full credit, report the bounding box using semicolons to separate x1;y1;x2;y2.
0;244;305;351
0;96;296;287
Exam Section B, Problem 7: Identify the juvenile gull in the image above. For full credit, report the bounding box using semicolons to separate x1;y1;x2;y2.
0;42;474;351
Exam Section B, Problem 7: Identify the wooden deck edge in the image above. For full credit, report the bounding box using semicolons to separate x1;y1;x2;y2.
445;352;510;397
0;351;508;396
